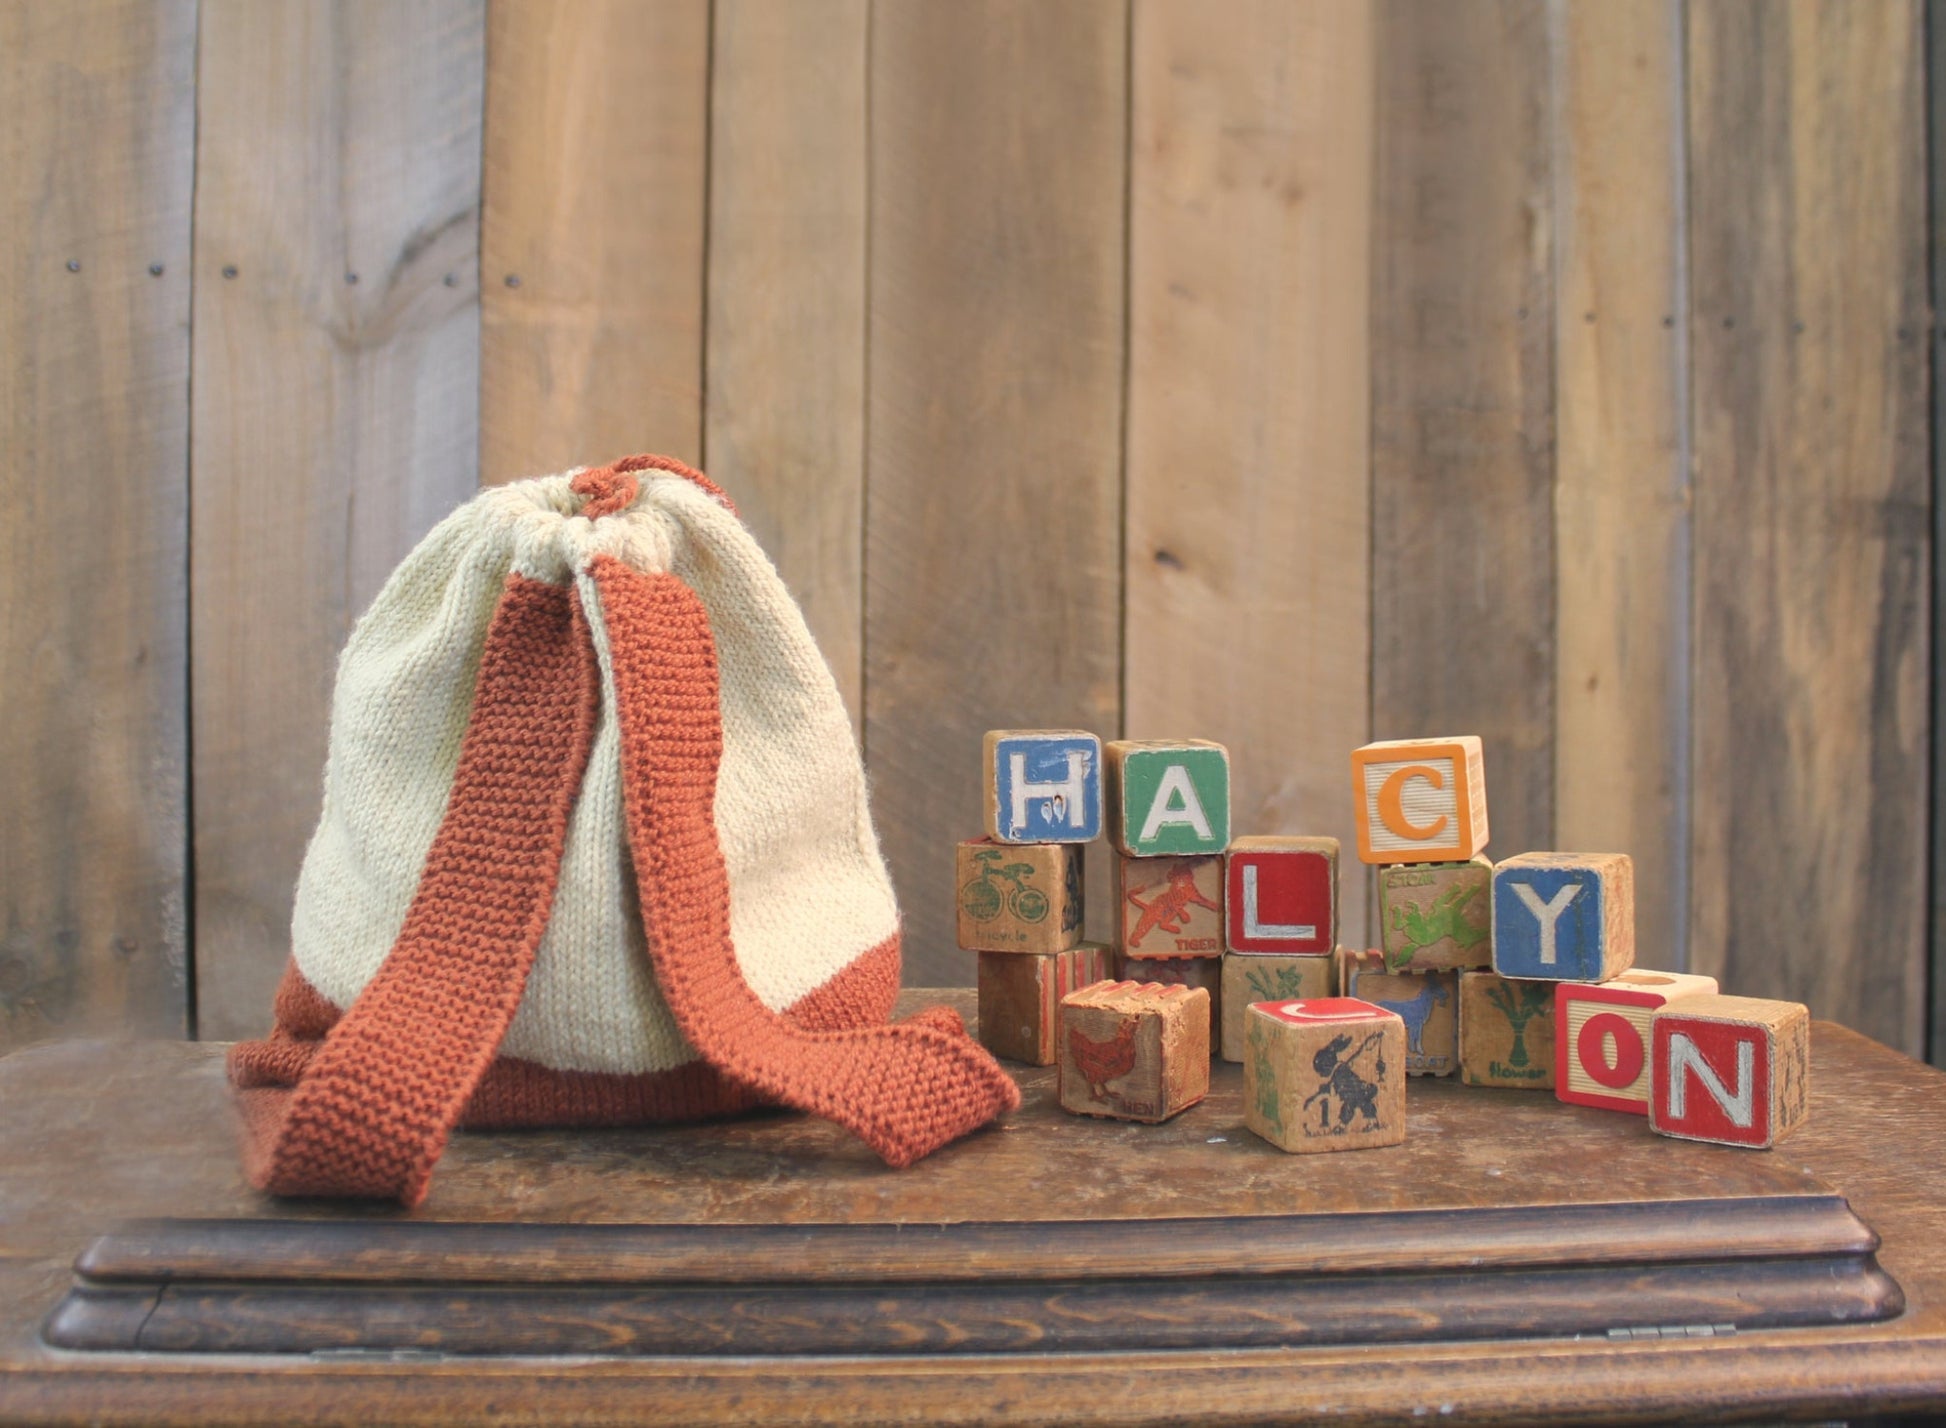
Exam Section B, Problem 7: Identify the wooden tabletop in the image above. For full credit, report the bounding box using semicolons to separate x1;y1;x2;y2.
2;990;1944;1424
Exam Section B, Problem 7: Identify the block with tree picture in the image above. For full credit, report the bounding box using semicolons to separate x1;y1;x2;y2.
1219;953;1334;1062
1458;971;1555;1088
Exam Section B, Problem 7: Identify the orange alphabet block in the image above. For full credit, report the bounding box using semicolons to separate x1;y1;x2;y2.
1350;737;1489;865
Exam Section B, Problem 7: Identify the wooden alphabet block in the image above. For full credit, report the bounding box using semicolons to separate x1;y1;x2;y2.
1650;995;1810;1149
1220;953;1334;1062
1457;972;1555;1089
1340;951;1457;1077
1555;969;1721;1114
1350;736;1489;865
1117;853;1224;959
976;943;1115;1065
1223;836;1337;955
956;838;1083;953
983;729;1102;844
1104;740;1230;856
1243;998;1406;1153
1378;856;1492;970
1121;953;1222;1049
1058;980;1210;1122
1492;853;1635;983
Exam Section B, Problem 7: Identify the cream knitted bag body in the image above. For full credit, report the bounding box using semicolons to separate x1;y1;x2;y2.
230;455;1017;1205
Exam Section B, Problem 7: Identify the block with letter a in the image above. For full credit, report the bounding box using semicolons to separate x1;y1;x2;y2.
1224;835;1337;955
1105;739;1230;856
1555;969;1719;1113
983;730;1102;844
1350;737;1488;865
1650;995;1810;1149
1490;852;1635;983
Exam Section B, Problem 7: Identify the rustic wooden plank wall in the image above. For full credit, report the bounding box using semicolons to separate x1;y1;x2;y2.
0;0;1934;1059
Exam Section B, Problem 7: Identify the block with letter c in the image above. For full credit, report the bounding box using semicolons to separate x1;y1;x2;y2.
1350;737;1488;865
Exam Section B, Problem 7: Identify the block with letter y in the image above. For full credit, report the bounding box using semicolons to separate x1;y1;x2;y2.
1491;852;1634;983
983;730;1102;844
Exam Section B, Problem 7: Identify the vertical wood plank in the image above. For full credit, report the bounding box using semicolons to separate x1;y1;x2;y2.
1371;1;1556;864
705;0;868;731
867;1;1128;986
1931;0;1946;1068
0;0;195;1049
192;0;485;1039
1124;0;1373;948
1688;0;1930;1052
1552;0;1689;970
481;0;709;483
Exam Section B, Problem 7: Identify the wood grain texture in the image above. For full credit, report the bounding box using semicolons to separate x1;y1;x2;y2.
1552;0;1689;971
191;0;484;1039
1371;0;1556;861
481;0;708;483
1686;0;1930;1052
0;0;195;1050
705;0;867;731
865;2;1127;986
1929;0;1946;1069
1125;1;1373;946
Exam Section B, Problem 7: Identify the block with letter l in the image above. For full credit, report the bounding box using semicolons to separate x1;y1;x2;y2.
1224;836;1337;955
1491;852;1634;983
983;730;1102;844
1650;995;1810;1149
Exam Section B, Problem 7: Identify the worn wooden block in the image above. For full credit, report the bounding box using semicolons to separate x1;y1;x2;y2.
1122;952;1222;1049
983;729;1102;844
1104;739;1230;856
1650;995;1811;1150
1058;980;1210;1122
1340;951;1457;1077
955;838;1083;953
1555;969;1721;1114
1220;953;1334;1062
976;943;1115;1065
1117;853;1224;959
1350;736;1489;865
1378;856;1492;970
1223;836;1337;955
1243;998;1406;1153
1492;853;1635;983
1457;972;1555;1089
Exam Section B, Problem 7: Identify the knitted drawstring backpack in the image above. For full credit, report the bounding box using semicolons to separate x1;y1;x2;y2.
228;454;1020;1206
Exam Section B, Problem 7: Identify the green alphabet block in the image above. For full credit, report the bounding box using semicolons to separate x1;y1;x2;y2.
1106;740;1231;856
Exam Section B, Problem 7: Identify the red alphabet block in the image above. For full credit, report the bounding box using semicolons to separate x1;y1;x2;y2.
1224;836;1337;955
1555;970;1719;1114
1650;995;1811;1149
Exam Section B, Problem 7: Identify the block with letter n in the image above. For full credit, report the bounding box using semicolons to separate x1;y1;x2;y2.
1650;995;1810;1149
983;729;1102;844
1554;969;1719;1113
1224;835;1338;955
1350;737;1488;865
1105;739;1230;856
1491;852;1635;984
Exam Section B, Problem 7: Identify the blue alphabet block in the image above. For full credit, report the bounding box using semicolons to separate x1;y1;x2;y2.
983;730;1102;844
1491;852;1635;983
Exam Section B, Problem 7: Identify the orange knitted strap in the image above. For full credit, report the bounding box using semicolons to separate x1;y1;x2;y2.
234;574;601;1206
571;452;737;518
590;554;1021;1168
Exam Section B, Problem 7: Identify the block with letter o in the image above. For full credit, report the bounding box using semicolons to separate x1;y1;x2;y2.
1554;970;1719;1113
1349;737;1488;865
1649;994;1811;1149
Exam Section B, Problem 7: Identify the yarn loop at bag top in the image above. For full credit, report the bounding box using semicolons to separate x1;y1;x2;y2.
572;453;736;519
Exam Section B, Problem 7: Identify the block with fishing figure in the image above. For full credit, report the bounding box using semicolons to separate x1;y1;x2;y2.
956;837;1084;953
1058;980;1210;1123
1122;953;1222;1049
983;729;1102;844
1650;995;1810;1150
1350;736;1489;865
1457;972;1556;1089
1340;950;1457;1077
1243;997;1406;1153
1492;853;1635;983
1104;739;1230;856
977;942;1115;1066
1220;953;1334;1063
1378;856;1492;971
1556;970;1721;1114
1224;836;1337;956
1117;852;1224;959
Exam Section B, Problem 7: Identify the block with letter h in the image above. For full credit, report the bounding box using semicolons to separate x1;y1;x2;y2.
1225;836;1338;956
984;730;1102;844
1350;737;1489;865
1555;969;1719;1113
1105;739;1230;856
1650;995;1810;1149
1492;852;1634;983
